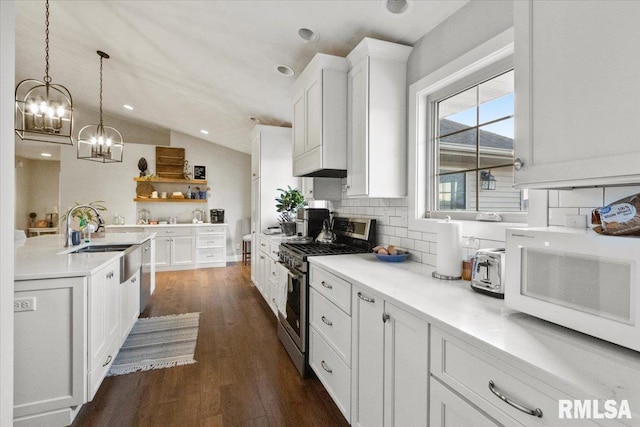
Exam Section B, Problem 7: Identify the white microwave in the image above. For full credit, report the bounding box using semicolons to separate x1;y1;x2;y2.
505;227;640;352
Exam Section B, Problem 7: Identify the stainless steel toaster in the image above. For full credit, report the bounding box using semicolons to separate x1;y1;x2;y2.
471;248;506;298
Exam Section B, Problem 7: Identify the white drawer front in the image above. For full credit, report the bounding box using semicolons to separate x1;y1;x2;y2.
197;248;225;263
268;242;280;260
309;288;351;365
431;327;601;427
309;328;351;422
309;266;351;315
197;225;225;235
148;227;194;237
197;234;225;248
89;336;119;401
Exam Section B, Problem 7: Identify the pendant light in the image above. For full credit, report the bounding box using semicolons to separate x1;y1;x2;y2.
77;51;124;163
15;0;74;145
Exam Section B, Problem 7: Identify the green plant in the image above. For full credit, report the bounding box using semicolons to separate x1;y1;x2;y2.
60;201;107;227
28;212;37;220
275;186;304;222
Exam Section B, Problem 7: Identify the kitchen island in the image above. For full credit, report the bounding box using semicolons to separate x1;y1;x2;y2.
309;254;640;426
14;232;155;427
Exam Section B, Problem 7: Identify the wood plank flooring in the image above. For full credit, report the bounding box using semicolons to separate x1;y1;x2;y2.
72;264;349;427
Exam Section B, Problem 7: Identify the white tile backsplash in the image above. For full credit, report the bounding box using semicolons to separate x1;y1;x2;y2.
558;187;603;208
604;186;640;205
548;207;579;226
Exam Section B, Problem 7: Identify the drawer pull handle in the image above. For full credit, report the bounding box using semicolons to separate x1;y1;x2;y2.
357;292;375;303
166;231;174;234
103;355;112;367
321;360;332;374
488;380;543;418
321;316;333;326
321;281;332;289
382;312;390;323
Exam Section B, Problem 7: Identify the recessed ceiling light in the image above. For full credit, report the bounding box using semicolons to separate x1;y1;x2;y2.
40;152;52;157
275;65;295;77
200;129;209;135
383;0;411;15
298;27;320;43
123;104;134;111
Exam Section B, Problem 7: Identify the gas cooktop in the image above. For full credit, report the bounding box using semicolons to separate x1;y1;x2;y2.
282;242;368;256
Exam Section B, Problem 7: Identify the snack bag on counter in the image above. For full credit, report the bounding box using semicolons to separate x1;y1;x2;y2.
591;193;640;235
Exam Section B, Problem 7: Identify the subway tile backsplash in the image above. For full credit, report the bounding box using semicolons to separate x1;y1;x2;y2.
332;185;640;267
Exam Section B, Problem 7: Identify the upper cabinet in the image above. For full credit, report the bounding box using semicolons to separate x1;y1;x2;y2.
289;54;348;178
514;1;640;189
346;38;412;198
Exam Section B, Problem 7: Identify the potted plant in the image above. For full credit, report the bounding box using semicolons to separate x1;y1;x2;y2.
275;186;304;236
28;212;37;228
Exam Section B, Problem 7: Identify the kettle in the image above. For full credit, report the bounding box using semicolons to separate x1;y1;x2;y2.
316;219;336;243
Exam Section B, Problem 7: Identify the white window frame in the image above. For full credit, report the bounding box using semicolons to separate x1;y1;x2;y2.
408;28;533;238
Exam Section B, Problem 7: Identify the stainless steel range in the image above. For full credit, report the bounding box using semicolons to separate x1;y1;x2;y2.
277;217;376;376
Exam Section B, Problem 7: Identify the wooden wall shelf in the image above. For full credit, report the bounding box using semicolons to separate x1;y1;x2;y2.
133;177;207;185
133;198;207;203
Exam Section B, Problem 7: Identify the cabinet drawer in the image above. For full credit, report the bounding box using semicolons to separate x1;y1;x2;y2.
197;225;225;235
197;248;225;263
88;336;119;401
430;379;499;427
431;327;599;427
309;265;351;315
309;328;351;422
148;226;194;237
309;288;351;365
197;234;225;248
268;242;280;260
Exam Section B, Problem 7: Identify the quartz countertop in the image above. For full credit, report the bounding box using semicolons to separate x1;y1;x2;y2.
105;223;227;228
15;232;155;281
309;254;640;408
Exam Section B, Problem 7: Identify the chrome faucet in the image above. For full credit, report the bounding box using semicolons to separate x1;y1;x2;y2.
65;205;105;247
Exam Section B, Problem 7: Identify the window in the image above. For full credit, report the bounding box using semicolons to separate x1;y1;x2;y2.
430;67;528;213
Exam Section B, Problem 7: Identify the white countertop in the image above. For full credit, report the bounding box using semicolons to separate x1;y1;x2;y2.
105;223;227;228
15;232;155;281
309;254;640;407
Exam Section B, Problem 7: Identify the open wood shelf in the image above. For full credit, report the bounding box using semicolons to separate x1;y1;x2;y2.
133;177;207;185
134;198;207;203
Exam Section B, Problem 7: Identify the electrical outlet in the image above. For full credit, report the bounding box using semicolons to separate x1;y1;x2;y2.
235;243;240;251
14;297;36;312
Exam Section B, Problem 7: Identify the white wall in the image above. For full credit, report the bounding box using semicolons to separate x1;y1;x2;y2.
15;157;60;231
59;133;250;261
1;1;15;424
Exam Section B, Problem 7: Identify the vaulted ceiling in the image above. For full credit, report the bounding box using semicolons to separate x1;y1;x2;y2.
15;0;467;156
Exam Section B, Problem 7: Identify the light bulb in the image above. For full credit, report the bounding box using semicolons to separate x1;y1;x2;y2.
39;100;47;113
106;138;112;146
56;105;65;117
98;136;104;145
29;103;39;114
91;137;97;145
46;106;54;118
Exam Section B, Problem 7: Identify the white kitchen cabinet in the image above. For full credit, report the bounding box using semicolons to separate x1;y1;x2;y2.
196;225;226;267
352;287;429;427
289;53;348;177
514;1;640;189
430;379;498;427
14;277;86;425
88;259;120;401
119;269;140;346
346;38;411;198
250;125;297;288
301;177;342;200
352;287;384;427
149;227;195;271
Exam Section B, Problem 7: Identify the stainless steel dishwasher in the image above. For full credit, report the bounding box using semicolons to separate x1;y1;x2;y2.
140;238;152;313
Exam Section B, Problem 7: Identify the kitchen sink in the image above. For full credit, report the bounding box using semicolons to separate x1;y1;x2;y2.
70;244;142;282
71;244;134;253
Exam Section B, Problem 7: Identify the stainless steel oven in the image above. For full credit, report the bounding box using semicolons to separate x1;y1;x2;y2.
277;217;376;377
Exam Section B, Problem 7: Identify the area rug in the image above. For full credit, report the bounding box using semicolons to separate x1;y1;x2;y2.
108;312;200;376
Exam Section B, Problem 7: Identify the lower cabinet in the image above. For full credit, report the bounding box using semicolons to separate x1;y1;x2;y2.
119;269;140;346
352;287;429;427
196;225;226;267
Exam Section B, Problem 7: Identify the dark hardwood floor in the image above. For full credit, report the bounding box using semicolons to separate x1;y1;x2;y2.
72;263;349;427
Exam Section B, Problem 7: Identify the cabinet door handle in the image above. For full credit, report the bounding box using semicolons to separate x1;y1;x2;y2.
321;280;332;289
382;312;390;323
357;292;375;303
132;277;136;283
102;355;113;367
166;231;174;234
321;315;333;326
261;243;266;247
488;380;543;418
321;360;332;374
513;158;524;171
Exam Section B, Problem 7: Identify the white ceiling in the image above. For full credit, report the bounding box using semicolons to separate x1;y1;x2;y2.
15;0;468;156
